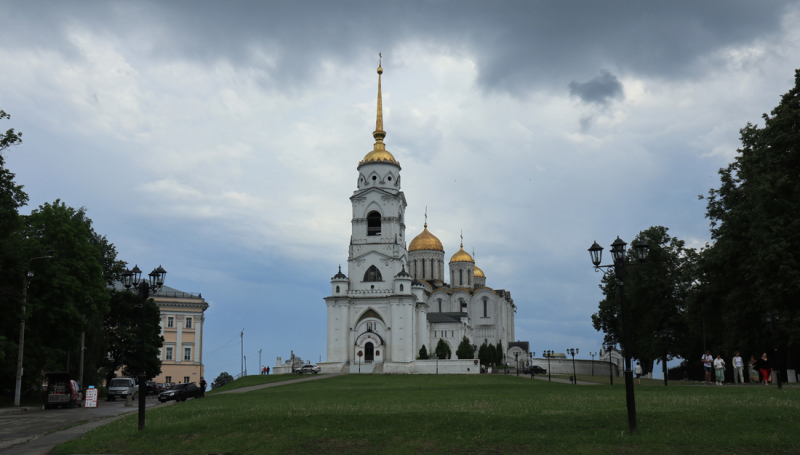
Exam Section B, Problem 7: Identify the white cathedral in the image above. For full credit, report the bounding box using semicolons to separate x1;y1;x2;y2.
321;62;523;374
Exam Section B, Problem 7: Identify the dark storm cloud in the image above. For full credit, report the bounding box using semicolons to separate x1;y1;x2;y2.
2;1;797;94
569;70;624;106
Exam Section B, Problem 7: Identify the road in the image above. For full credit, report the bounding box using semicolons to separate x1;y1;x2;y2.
0;395;166;454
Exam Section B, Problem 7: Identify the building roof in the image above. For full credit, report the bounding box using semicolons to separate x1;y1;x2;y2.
409;224;444;252
508;341;529;352
427;312;468;324
111;281;203;300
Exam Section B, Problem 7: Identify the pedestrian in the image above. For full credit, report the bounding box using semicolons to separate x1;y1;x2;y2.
634;362;642;385
732;351;744;385
756;353;772;386
713;354;726;385
199;377;207;397
262;366;266;375
702;350;713;385
748;355;759;384
266;366;270;375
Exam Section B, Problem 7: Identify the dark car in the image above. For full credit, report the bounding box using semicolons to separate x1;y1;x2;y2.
145;381;158;395
159;383;200;403
522;366;547;375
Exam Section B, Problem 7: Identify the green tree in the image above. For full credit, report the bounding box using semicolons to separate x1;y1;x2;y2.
434;338;451;359
487;343;497;366
591;226;696;375
495;341;504;365
455;336;474;359
103;290;164;383
418;344;429;360
698;69;800;374
478;342;490;366
212;371;233;389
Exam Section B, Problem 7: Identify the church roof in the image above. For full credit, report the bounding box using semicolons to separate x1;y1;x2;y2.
427;312;468;323
332;265;347;280
450;245;474;263
409;223;444;252
358;60;400;169
508;341;530;352
474;265;485;278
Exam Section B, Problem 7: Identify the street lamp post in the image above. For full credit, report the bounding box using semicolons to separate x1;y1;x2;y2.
590;351;597;376
14;251;54;407
544;350;553;382
567;348;579;384
766;311;782;390
358;350;363;374
122;264;167;431
604;344;615;385
530;351;535;379
588;236;649;434
515;352;519;377
259;349;262;374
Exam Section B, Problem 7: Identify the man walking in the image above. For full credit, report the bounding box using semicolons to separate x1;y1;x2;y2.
702;350;713;385
732;351;745;385
199;377;207;397
266;366;270;375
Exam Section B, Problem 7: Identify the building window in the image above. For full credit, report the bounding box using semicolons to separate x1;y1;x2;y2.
483;299;488;317
184;347;192;361
459;269;463;286
184;376;190;384
185;317;192;329
422;260;425;278
364;265;382;282
165;376;172;383
336;285;340;293
438;299;442;313
367;211;381;236
167;317;174;328
399;284;404;292
165;347;173;360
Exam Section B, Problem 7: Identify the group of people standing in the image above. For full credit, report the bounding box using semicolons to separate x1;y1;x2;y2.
702;350;773;386
261;366;270;375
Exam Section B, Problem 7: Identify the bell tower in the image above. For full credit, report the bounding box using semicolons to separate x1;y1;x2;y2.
348;60;408;292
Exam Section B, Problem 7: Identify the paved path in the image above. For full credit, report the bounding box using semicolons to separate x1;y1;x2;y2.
216;373;341;394
0;396;167;454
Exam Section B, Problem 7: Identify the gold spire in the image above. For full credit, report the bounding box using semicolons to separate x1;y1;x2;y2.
359;54;398;168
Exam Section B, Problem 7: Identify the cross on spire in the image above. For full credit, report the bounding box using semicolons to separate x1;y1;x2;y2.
460;230;463;248
424;206;427;228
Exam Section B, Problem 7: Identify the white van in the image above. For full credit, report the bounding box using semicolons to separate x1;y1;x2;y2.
107;377;136;401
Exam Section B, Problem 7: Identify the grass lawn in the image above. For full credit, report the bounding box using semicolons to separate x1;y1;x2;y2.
206;374;312;394
54;374;799;455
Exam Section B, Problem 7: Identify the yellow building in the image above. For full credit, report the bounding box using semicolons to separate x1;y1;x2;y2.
152;285;209;385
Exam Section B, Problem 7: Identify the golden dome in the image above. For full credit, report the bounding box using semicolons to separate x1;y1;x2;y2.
409;224;444;252
474;265;485;278
360;149;398;165
450;246;474;263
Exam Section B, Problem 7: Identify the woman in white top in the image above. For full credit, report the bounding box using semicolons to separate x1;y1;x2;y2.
634;362;643;385
713;354;726;385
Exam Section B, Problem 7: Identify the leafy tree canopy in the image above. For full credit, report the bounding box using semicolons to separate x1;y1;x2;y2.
434;338;451;359
455;336;474;359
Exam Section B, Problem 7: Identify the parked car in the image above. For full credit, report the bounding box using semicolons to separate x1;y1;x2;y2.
159;383;201;403
522;366;547;375
156;383;166;393
107;377;136;401
145;381;159;395
44;372;83;409
294;364;321;374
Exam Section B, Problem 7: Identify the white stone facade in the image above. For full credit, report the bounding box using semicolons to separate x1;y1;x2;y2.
322;64;523;373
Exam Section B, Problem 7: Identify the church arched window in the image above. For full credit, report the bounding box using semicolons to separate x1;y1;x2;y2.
364;265;382;282
483;298;488;317
438;298;442;313
459;269;463;286
422;260;425;278
336;285;340;293
367;211;381;236
399;284;404;292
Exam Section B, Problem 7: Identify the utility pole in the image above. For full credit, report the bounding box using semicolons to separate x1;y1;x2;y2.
259;349;262;373
79;330;85;388
240;329;244;378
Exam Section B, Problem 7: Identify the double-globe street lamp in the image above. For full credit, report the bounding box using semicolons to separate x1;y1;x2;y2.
590;351;597;376
14;251;54;407
515;351;519;377
122;264;167;431
544;350;553;382
566;348;579;384
529;351;536;379
588;236;649;434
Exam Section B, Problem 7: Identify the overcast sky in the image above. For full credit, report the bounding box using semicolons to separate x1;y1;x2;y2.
2;1;799;380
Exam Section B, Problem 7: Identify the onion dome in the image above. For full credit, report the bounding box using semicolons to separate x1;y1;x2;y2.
358;60;400;168
332;265;347;280
474;265;485;278
449;245;475;263
409;223;444;252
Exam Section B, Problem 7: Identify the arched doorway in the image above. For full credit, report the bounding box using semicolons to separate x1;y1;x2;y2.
365;342;374;363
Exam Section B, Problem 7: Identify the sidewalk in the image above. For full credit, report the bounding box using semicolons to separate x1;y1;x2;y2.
216;373;340;395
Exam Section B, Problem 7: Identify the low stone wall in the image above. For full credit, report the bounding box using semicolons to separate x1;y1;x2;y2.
273;365;292;375
318;362;343;374
412;359;480;374
530;359;620;377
